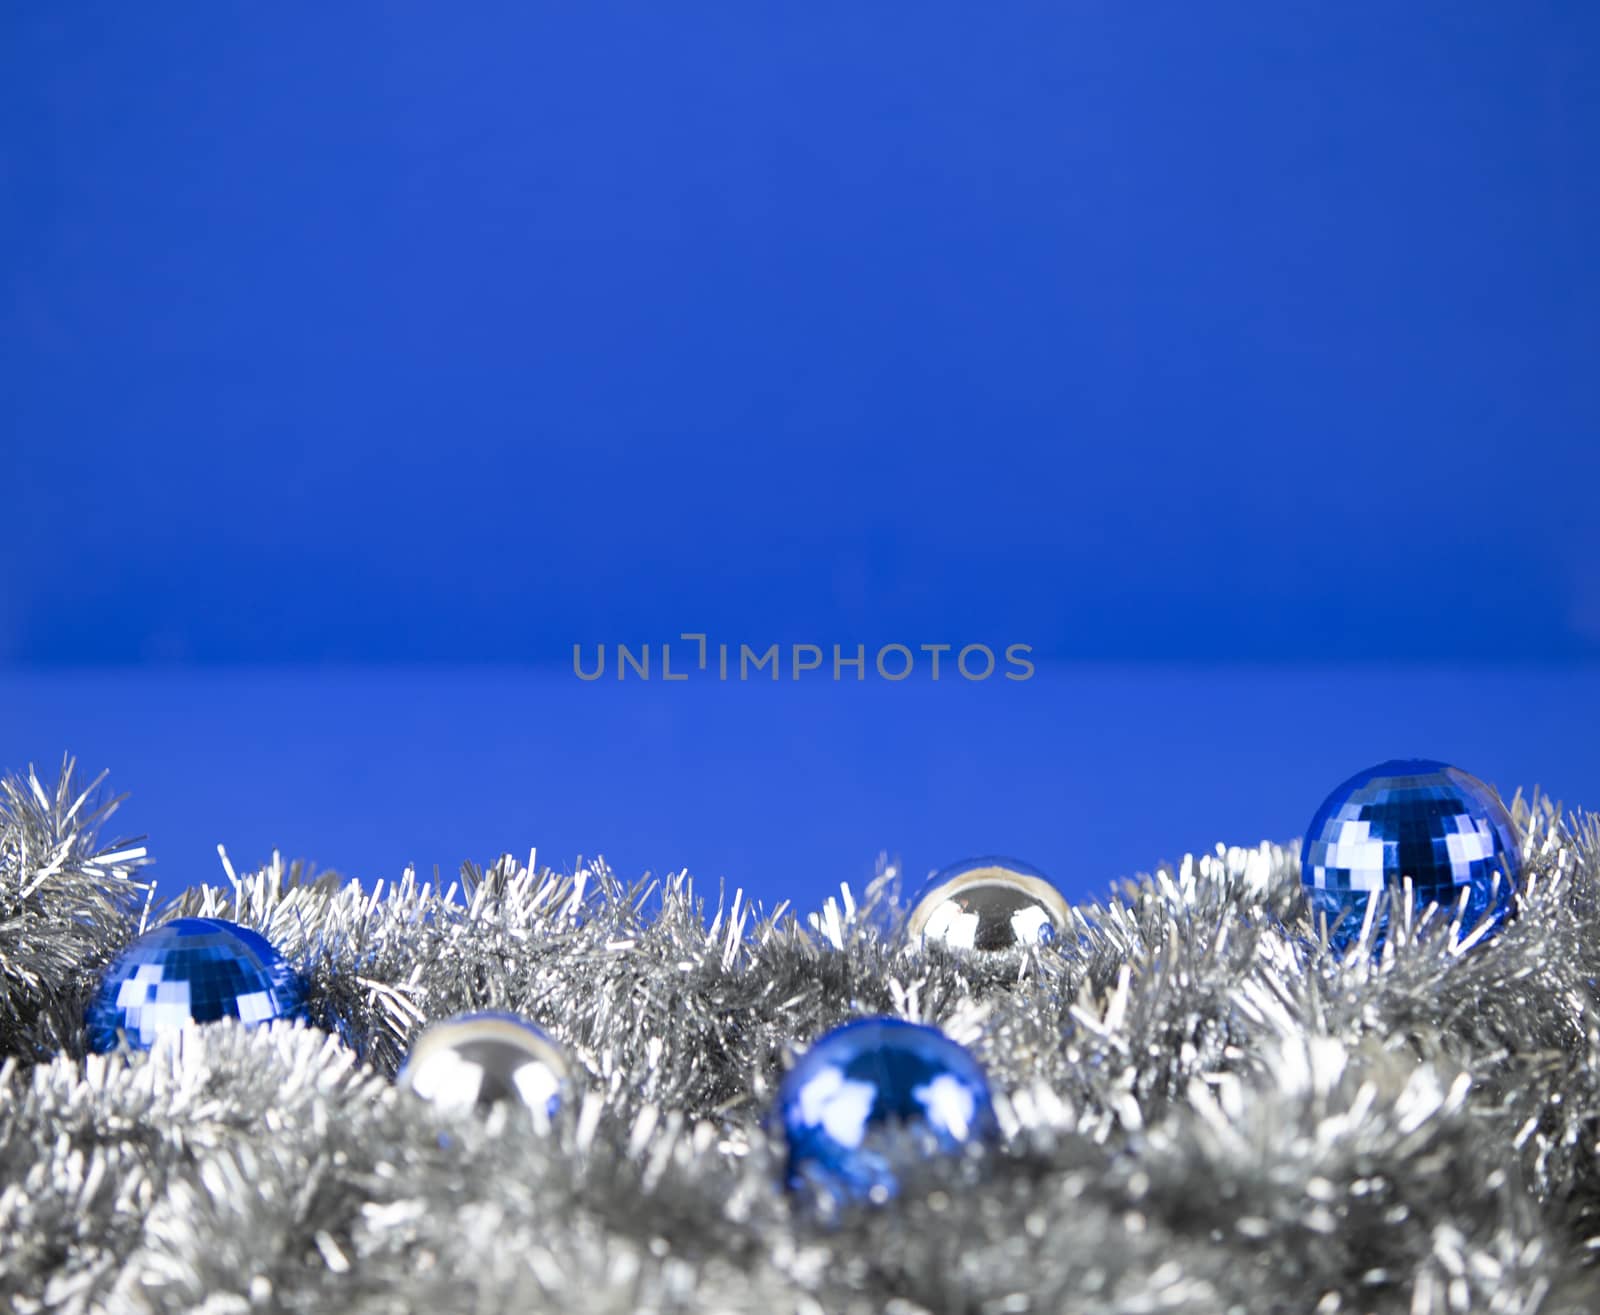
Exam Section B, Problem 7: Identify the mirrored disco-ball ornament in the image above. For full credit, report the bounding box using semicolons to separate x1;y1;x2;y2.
1300;759;1521;953
906;856;1068;952
777;1017;997;1202
86;917;308;1053
397;1012;571;1127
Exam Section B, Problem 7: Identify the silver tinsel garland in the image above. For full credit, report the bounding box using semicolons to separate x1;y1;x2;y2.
3;757;1600;1314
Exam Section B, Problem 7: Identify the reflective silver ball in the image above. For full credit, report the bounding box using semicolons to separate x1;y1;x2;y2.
907;857;1068;952
397;1011;571;1127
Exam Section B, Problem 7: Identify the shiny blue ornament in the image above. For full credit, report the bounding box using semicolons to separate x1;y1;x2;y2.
1300;759;1521;953
86;917;308;1053
776;1017;997;1202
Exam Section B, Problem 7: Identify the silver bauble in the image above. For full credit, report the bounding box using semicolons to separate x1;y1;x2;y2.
397;1011;571;1127
906;857;1068;952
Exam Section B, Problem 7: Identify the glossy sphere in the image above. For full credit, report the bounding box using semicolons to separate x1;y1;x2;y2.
398;1012;571;1125
907;857;1067;952
777;1017;996;1201
1300;759;1521;952
86;917;308;1053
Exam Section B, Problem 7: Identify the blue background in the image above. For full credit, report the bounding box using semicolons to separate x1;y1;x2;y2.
3;5;1597;907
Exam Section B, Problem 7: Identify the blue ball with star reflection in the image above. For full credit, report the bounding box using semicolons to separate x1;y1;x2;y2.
1300;759;1521;953
776;1017;997;1203
86;917;309;1053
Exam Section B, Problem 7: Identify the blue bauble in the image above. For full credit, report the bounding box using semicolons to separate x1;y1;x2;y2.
398;1011;571;1126
907;856;1067;952
777;1017;997;1202
86;917;308;1053
1300;759;1521;952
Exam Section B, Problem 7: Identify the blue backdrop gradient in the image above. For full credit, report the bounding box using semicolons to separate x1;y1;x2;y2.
3;667;1596;909
3;5;1597;906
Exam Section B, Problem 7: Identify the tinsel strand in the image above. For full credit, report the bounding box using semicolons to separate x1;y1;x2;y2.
2;763;1598;1313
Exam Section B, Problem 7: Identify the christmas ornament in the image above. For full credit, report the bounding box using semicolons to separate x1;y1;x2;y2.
397;1011;571;1126
906;856;1066;951
776;1016;997;1202
1300;758;1521;952
9;758;1598;1313
85;916;308;1053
